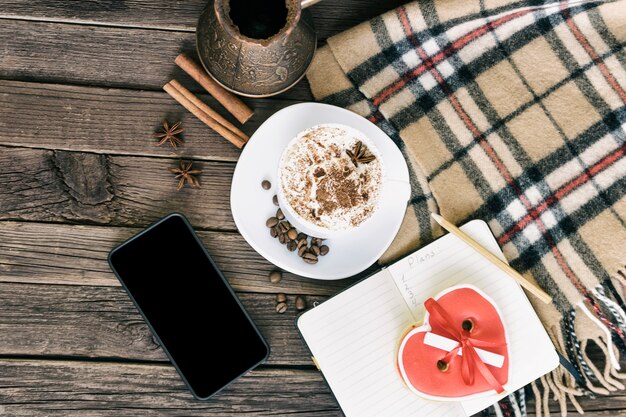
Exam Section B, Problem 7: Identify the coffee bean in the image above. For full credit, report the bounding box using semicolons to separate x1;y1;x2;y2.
295;295;306;311
283;221;292;229
310;245;321;256
269;270;282;284
302;252;317;262
266;217;278;227
276;293;287;303
297;238;307;249
272;195;279;206
261;180;271;190
287;240;297;252
298;246;307;257
297;232;307;241
278;233;286;244
270;227;278;238
303;257;318;264
276;302;288;314
276;208;285;220
279;222;289;233
311;238;323;247
287;228;298;240
320;245;329;256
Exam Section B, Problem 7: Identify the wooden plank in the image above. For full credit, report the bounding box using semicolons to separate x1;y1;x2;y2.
0;19;313;101
0;360;341;416
0;357;621;416
0;146;238;230
0;276;612;370
0;221;360;294
0;281;323;366
0;79;294;161
0;280;621;409
0;0;407;41
0;222;621;409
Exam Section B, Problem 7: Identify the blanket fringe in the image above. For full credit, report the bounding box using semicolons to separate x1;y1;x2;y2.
541;376;551;416
528;280;626;417
483;279;626;417
563;310;598;389
516;388;527;416
531;381;543;416
566;392;584;415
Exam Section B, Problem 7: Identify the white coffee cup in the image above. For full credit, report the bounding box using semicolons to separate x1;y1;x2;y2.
276;123;385;239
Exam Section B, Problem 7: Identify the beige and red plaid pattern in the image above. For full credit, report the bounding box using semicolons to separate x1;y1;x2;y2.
307;0;626;414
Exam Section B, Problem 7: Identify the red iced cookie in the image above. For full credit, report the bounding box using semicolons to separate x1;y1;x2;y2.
397;285;509;401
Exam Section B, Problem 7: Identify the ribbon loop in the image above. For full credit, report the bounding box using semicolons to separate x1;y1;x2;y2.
424;298;506;394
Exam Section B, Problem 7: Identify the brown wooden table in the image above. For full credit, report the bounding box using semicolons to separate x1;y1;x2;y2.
0;1;623;415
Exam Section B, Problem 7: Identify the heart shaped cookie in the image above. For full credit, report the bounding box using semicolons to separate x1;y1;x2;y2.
397;285;509;401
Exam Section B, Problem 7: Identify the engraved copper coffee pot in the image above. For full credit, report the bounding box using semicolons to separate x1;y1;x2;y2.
196;0;321;97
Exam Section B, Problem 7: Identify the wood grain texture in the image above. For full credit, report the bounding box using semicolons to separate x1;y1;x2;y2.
0;0;624;413
0;221;360;294
0;18;313;100
0;0;408;41
0;276;613;371
0;146;235;229
0;360;341;416
0;281;323;366
0;79;296;161
0;358;619;416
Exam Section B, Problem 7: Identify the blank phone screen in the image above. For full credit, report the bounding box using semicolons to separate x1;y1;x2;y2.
109;214;268;399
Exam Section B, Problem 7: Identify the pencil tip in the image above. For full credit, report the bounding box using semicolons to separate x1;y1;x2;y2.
431;212;442;223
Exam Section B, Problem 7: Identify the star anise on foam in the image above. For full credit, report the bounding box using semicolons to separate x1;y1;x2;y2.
154;119;184;149
169;160;202;191
345;141;376;167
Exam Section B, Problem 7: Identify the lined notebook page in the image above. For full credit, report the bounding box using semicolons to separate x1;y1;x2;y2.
297;269;465;417
388;220;559;415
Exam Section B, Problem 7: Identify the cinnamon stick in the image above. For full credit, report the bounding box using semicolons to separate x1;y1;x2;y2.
175;53;254;124
169;79;249;143
163;82;245;149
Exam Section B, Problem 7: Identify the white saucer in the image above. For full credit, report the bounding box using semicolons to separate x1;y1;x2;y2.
230;103;411;280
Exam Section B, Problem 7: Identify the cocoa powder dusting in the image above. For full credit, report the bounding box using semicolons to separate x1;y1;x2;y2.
315;164;368;221
279;124;383;230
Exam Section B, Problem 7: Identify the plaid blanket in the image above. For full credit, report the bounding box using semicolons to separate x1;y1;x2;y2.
306;0;626;415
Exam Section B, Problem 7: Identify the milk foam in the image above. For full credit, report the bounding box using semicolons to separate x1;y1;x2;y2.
279;123;383;231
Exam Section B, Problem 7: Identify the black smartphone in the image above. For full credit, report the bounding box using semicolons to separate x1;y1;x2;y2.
108;213;269;400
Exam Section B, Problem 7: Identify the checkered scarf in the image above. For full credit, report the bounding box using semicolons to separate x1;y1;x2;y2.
306;0;626;415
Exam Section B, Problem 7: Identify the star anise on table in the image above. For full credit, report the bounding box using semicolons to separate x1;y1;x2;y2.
169;160;202;191
346;141;376;166
154;119;184;149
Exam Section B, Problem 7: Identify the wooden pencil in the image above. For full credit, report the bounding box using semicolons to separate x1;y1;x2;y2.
431;212;552;304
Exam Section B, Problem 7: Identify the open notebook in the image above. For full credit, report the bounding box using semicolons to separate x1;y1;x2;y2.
297;220;559;417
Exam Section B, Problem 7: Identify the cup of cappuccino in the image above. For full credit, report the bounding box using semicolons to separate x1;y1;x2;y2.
277;123;385;239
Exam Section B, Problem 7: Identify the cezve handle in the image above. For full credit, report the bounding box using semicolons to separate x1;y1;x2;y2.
301;0;322;9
